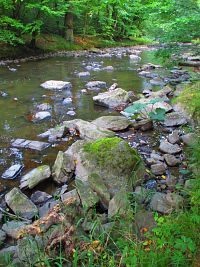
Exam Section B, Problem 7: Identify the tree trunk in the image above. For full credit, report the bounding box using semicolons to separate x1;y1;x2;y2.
64;12;74;42
29;31;37;49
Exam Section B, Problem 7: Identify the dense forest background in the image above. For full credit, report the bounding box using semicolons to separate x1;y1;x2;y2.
0;0;200;49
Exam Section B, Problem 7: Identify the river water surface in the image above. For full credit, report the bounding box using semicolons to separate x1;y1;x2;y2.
0;49;162;194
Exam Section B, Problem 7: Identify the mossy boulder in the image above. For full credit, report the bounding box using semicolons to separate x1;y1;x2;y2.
74;137;144;196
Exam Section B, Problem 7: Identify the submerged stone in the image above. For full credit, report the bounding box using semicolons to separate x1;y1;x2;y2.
40;80;72;90
2;164;23;179
12;139;50;151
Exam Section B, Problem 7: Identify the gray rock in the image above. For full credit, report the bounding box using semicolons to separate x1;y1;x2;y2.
33;111;51;122
73;138;144;196
133;186;147;204
150;192;184;214
122;98;172;117
181;133;196;146
31;191;52;205
63;119;114;141
20;165;51;189
67;110;76;116
133;119;153;131
108;191;131;218
2;221;27;239
75;179;99;210
93;88;129;108
40;80;72;90
16;237;41;263
2;164;23;179
102;66;114;71
129;55;141;61
52;151;74;184
0;230;6;244
88;173;110;208
77;71;90;77
150;77;164;86
39;199;59;218
159;140;182;154
164;154;180;167
12;139;50;151
168;130;180;144
151;163;166;175
150;152;164;162
164;112;187;127
0;246;17;264
139;71;155;78
5;188;38;219
86;81;106;90
134;210;157;234
37;103;51;111
61;189;80;204
92;116;131;131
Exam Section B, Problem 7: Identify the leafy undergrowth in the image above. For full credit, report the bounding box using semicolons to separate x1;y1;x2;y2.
174;82;200;125
0;34;153;60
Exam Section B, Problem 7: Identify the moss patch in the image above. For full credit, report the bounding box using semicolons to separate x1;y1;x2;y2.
83;137;143;182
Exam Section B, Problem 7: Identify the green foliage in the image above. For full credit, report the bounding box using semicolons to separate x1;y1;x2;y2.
175;82;200;124
149;108;166;122
124;98;166;122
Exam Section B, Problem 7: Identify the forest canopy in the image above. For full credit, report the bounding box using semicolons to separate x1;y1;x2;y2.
0;0;200;48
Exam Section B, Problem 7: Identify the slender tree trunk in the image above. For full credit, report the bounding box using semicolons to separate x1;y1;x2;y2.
29;31;37;49
64;11;74;42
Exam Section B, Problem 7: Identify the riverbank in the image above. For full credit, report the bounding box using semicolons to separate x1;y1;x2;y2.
0;34;153;61
0;45;199;266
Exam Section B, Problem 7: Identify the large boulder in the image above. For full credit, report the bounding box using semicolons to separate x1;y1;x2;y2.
71;137;144;196
5;188;38;219
20;165;51;189
40;80;72;90
93;88;129;108
92;116;131;131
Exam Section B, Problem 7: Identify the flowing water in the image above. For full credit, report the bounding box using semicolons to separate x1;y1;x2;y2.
0;50;162;194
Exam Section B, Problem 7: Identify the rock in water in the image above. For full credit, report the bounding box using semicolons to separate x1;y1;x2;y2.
159;140;182;154
77;72;90;77
93;88;129;108
33;111;51;122
2;164;23;179
40;80;72;90
92;116;131;131
5;188;38;219
20;165;51;189
12;139;50;151
86;81;106;90
150;192;183;214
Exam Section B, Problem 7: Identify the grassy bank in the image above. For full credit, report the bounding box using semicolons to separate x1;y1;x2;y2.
0;34;153;60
